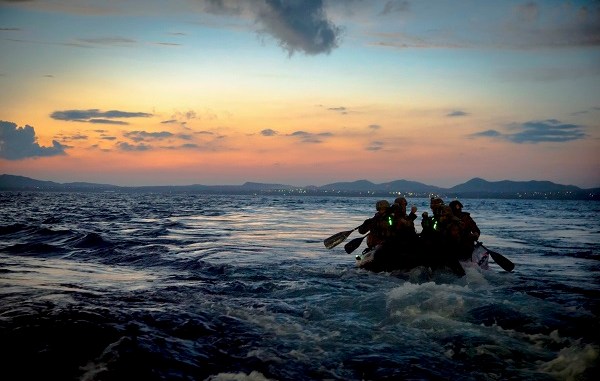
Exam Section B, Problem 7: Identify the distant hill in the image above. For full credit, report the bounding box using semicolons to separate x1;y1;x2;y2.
380;179;446;194
0;174;120;191
0;174;60;188
320;180;378;191
320;179;445;194
449;177;581;193
0;174;597;200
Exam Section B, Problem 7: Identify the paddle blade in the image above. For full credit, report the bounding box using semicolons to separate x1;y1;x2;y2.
324;229;353;249
489;250;515;272
344;235;366;254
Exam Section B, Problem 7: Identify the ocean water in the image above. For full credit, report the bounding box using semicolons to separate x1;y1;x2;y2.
0;192;598;381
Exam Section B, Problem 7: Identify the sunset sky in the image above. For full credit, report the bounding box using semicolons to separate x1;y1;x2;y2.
1;0;599;188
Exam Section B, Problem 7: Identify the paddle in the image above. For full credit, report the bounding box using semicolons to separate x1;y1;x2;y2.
324;226;360;249
478;241;515;272
344;235;368;254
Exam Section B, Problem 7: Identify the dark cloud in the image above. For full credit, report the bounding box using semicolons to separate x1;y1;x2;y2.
88;119;128;125
447;110;468;117
161;143;205;150
257;0;341;55
50;109;152;124
261;128;278;136
471;120;587;144
123;131;174;142
0;120;67;160
59;133;88;141
506;120;586;143
368;124;381;130
287;130;332;143
117;142;152;152
204;0;341;55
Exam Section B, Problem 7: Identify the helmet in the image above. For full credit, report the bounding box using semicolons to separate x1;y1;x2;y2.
375;200;390;211
430;197;444;207
394;197;407;205
449;200;463;210
442;205;453;217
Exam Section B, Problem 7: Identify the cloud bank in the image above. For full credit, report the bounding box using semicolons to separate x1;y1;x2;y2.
0;120;67;160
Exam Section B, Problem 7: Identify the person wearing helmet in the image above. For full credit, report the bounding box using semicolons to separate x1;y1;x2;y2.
449;200;481;260
417;197;465;276
391;196;418;241
358;199;394;248
437;205;467;275
420;196;444;240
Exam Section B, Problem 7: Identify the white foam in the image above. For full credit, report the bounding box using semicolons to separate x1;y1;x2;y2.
205;370;276;381
538;341;599;380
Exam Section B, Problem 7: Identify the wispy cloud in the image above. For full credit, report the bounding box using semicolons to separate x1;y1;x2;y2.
287;130;333;143
471;129;502;138
570;106;600;117
366;141;384;151
0;120;67;160
50;109;152;124
447;110;468;117
58;133;88;142
123;131;174;142
379;1;410;15
471;119;587;144
502;1;600;48
117;142;152;152
498;66;600;83
75;36;137;46
152;42;181;47
328;106;347;114
371;1;600;50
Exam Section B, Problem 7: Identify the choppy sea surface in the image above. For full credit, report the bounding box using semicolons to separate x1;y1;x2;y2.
1;192;599;381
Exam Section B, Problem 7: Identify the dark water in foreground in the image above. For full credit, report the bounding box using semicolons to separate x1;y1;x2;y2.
1;192;599;380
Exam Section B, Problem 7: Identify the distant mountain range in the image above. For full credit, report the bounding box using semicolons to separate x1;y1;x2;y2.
1;174;598;200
